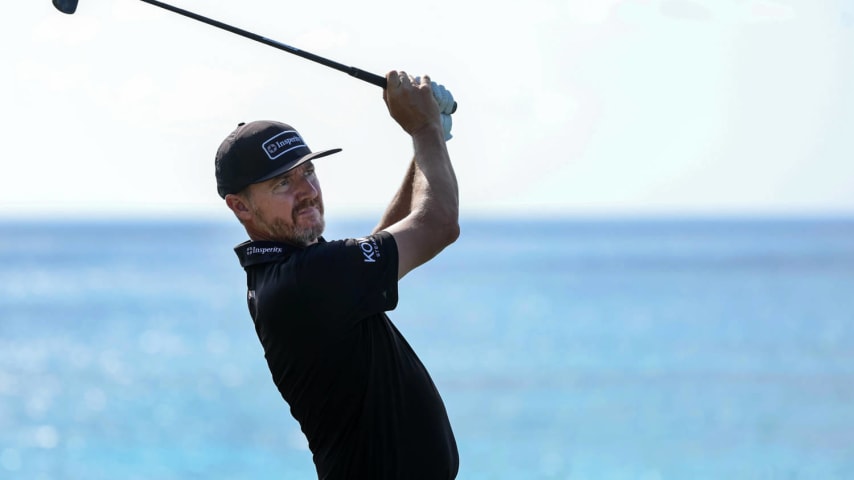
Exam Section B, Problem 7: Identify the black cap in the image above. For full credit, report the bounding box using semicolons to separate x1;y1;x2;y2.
215;120;342;198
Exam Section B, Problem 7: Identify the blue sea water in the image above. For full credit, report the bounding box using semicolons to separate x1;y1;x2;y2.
0;217;852;479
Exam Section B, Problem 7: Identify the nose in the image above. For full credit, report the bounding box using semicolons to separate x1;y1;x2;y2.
294;173;319;202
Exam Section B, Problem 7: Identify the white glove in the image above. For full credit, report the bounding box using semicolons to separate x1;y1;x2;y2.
431;82;456;115
416;77;455;141
440;113;453;141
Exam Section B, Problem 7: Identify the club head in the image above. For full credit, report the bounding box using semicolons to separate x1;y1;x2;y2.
53;0;78;14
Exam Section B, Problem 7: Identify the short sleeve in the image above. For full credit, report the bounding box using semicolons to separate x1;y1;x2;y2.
285;231;399;331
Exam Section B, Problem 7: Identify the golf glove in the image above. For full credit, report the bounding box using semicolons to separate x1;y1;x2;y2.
417;77;455;141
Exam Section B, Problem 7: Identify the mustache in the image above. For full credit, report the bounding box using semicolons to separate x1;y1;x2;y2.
293;199;323;215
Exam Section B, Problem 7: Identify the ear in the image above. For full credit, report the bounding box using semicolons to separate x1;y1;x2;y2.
225;193;253;222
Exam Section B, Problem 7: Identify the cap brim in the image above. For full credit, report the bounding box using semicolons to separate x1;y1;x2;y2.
252;147;342;185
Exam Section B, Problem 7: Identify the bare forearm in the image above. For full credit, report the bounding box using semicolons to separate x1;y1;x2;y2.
379;70;460;278
375;125;459;234
409;125;459;230
373;159;416;234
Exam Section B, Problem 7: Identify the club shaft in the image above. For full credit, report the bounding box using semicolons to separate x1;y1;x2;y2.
139;0;387;88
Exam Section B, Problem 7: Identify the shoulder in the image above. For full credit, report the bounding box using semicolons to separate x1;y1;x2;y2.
295;233;398;292
301;231;398;267
254;233;400;324
241;233;398;288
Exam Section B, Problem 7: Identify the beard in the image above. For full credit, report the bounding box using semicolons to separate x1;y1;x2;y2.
253;198;325;246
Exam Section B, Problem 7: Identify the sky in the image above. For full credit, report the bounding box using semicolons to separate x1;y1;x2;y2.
3;0;853;219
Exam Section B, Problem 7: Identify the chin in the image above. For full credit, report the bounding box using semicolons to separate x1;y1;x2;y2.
292;219;325;246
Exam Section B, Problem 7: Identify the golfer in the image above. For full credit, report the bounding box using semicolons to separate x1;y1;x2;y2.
214;70;460;479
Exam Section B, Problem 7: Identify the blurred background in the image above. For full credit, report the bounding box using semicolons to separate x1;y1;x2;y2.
2;0;853;478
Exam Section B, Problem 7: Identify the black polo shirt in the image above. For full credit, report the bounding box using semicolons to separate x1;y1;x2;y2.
234;231;459;479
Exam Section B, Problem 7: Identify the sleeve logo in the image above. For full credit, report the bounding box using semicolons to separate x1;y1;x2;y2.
357;237;380;263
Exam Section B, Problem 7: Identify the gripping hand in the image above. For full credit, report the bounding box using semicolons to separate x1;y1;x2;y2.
416;77;455;141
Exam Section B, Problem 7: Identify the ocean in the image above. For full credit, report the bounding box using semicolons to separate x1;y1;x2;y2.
0;217;852;479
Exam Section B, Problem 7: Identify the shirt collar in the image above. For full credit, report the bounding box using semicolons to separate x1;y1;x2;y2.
234;237;326;268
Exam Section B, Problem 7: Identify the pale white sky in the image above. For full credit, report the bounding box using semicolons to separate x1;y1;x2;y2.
3;0;853;219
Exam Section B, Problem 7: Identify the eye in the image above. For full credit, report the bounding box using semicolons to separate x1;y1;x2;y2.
272;177;290;192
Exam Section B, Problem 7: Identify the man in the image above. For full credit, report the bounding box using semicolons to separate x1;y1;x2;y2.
214;70;460;479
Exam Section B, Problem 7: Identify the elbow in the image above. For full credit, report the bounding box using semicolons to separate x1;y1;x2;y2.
430;200;459;246
434;213;460;247
416;208;460;248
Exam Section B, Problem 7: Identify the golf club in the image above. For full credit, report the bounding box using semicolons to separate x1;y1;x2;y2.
52;0;457;113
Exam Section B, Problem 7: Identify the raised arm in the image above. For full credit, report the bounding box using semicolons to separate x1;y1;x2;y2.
373;158;416;234
379;71;460;279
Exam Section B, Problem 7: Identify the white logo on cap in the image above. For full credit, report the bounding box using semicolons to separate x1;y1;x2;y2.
262;130;308;160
